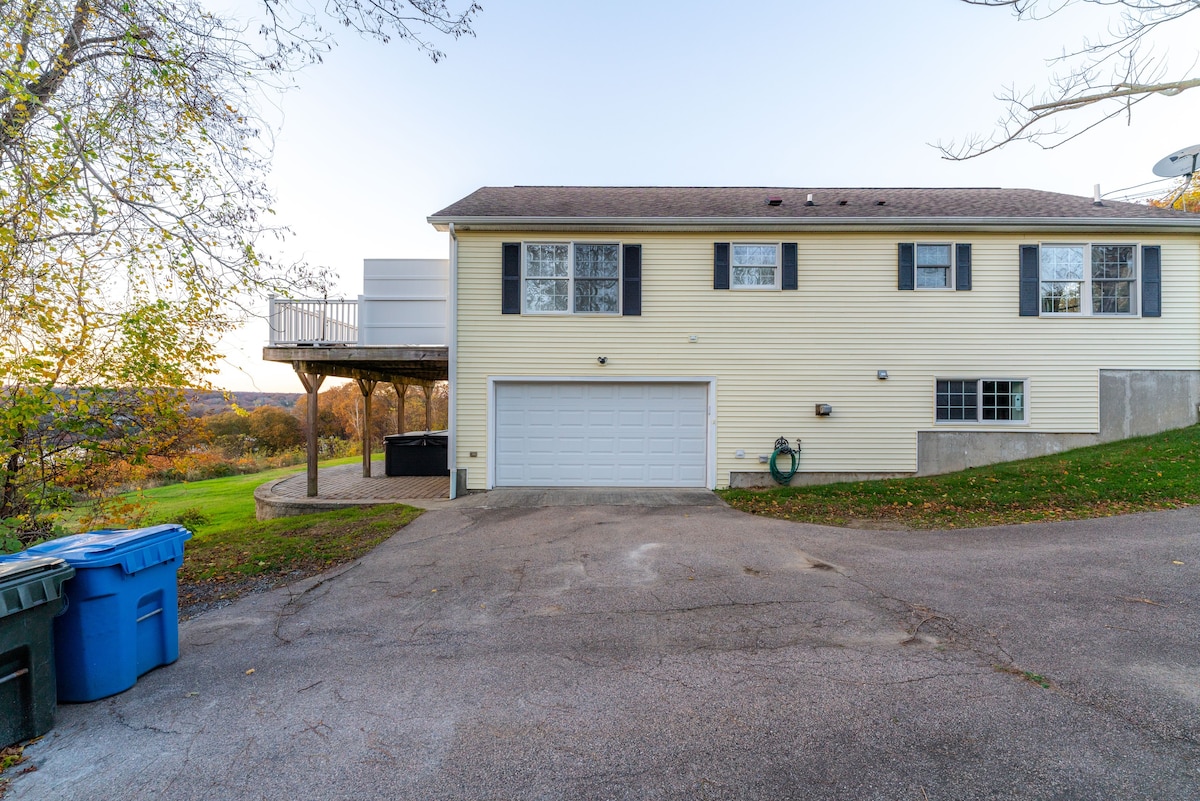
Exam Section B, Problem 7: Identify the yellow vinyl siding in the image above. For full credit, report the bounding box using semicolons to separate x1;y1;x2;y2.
454;231;1200;489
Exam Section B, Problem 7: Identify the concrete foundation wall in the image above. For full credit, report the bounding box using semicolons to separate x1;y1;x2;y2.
729;471;912;489
917;369;1200;476
915;432;1101;477
1097;370;1200;442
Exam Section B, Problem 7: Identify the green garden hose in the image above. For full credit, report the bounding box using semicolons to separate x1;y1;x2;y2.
769;436;800;485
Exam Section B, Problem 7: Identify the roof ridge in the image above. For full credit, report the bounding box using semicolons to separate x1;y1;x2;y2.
428;186;1199;224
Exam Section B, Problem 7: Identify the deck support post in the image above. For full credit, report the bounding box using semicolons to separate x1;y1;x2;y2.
422;384;433;432
356;378;378;478
391;380;408;434
296;369;326;497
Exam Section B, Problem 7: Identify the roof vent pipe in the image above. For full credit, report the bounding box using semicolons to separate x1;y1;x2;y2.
805;193;815;206
1093;183;1103;206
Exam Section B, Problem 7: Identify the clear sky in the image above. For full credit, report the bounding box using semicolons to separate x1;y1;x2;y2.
216;0;1199;392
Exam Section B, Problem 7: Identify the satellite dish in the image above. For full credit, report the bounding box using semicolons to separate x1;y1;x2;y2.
1152;143;1200;178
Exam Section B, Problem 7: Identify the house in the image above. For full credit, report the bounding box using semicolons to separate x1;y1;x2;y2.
423;186;1200;494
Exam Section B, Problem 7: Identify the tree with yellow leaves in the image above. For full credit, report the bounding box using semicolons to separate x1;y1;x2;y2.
0;0;478;544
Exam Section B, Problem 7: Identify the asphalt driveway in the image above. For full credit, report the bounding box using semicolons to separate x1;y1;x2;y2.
9;493;1200;800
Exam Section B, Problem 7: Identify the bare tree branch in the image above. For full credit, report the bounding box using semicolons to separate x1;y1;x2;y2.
940;0;1200;159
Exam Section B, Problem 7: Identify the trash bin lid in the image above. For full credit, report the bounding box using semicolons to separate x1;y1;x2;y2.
25;524;192;573
0;554;68;582
385;431;449;445
0;555;74;617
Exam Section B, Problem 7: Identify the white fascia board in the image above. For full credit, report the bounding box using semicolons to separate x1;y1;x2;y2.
428;215;1200;234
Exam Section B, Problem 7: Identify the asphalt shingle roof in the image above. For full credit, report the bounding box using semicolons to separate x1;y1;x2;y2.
429;186;1197;223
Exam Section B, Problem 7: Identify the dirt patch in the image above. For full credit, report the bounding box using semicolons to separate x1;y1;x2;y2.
179;562;344;620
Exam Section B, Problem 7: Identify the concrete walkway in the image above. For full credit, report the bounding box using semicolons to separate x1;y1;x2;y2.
254;462;452;518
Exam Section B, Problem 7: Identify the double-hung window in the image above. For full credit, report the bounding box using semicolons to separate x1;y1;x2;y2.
898;242;971;291
1039;244;1137;315
731;244;780;289
915;244;952;289
936;379;1026;423
523;243;620;314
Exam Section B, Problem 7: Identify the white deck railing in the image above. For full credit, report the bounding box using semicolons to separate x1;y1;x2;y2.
268;298;359;346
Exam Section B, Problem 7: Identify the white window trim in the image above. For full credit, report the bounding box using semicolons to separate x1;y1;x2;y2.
934;377;1030;425
1039;242;1140;317
730;242;781;290
915;242;955;291
521;241;623;316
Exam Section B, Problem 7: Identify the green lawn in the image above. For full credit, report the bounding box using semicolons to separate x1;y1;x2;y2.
719;424;1200;530
63;455;371;536
50;456;422;616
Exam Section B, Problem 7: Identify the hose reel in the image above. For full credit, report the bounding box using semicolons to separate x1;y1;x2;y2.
769;436;800;485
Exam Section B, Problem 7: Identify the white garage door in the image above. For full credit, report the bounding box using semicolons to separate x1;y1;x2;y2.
494;382;708;487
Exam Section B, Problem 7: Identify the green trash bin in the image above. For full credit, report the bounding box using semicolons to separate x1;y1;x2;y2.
0;556;75;748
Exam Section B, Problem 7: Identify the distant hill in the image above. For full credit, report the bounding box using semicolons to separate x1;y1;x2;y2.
186;390;304;417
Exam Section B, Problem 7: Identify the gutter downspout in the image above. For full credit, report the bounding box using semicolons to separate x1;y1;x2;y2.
447;222;460;499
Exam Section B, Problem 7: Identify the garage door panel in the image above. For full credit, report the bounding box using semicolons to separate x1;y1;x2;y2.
647;411;679;427
646;437;678;455
588;466;618;482
647;384;683;399
495;382;708;487
588;411;617;427
525;385;559;401
589;438;616;457
589;384;619;398
647;466;678;483
555;437;585;454
617;384;647;399
618;437;646;455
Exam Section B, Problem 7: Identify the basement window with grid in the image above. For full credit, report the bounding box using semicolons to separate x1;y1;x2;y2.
936;379;1026;423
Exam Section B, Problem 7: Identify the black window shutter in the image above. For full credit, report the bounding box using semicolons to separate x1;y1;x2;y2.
781;243;798;290
713;243;730;290
622;244;642;316
955;243;972;291
1142;245;1161;317
898;243;915;291
1019;245;1040;316
501;242;521;314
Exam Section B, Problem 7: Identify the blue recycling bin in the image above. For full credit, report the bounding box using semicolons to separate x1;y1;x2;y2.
24;524;192;702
